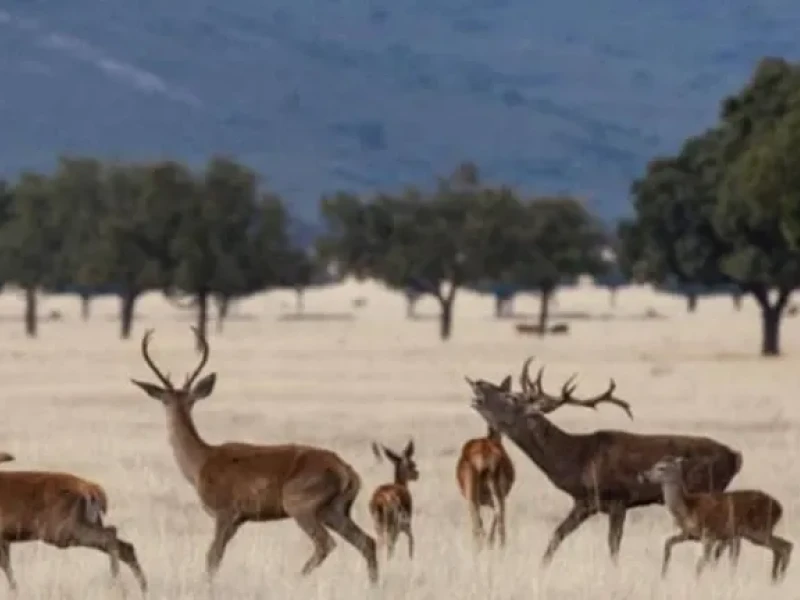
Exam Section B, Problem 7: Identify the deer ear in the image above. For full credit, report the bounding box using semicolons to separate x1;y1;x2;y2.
130;379;170;402
499;375;512;392
383;446;401;463
192;373;217;401
403;439;415;458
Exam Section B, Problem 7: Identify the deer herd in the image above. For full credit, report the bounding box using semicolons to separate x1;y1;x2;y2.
0;327;791;593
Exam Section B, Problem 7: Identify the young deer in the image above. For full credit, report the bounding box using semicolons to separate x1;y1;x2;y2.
458;375;516;548
0;452;147;592
369;440;418;560
130;327;378;585
640;456;792;582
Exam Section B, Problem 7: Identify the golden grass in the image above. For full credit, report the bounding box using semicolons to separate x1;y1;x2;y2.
0;280;796;599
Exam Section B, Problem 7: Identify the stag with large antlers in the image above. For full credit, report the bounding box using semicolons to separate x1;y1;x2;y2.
459;375;516;549
467;356;743;566
130;327;378;585
0;452;147;592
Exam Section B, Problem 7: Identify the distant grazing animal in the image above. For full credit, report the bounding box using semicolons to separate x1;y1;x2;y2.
369;440;418;559
0;452;147;592
129;327;378;585
639;456;791;582
458;376;516;549
468;356;743;566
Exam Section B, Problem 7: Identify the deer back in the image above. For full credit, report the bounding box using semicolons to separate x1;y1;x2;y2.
0;471;108;538
196;443;360;517
580;431;742;504
456;436;515;499
688;490;784;536
369;483;412;524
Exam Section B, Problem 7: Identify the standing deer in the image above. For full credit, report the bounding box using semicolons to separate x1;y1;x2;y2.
129;327;378;585
467;356;742;566
0;452;147;592
458;374;515;549
369;439;418;560
640;456;791;582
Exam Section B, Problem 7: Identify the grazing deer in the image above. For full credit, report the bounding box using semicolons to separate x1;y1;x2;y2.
368;439;418;560
0;452;147;592
467;356;742;566
640;456;791;582
458;375;516;549
129;327;378;585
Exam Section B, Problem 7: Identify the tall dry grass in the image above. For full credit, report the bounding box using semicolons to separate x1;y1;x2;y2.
0;281;796;599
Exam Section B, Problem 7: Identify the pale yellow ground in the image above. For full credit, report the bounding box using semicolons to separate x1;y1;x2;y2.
0;280;796;599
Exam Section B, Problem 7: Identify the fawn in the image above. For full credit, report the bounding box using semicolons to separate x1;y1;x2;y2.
369;440;418;560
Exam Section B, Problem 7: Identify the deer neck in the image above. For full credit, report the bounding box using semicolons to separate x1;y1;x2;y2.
660;479;691;523
164;405;212;488
393;467;408;487
500;412;584;491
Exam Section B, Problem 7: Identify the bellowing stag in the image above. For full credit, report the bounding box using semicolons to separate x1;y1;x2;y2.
467;357;743;565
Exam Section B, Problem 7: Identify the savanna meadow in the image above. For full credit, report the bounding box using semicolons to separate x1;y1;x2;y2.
0;32;799;600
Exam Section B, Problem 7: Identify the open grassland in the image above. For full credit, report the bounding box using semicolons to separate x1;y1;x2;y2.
0;282;797;599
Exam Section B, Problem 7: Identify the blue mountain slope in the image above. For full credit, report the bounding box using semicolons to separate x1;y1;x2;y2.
1;0;799;226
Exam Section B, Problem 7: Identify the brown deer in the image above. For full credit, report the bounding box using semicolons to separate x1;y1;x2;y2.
0;452;147;592
467;356;742;566
458;374;516;549
129;327;378;585
639;456;791;582
368;439;418;560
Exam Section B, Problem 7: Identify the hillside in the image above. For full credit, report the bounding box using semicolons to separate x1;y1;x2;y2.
1;0;798;227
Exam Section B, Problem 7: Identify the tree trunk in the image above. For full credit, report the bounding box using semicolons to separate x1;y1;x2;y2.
405;291;418;319
23;286;37;338
80;292;91;321
750;285;792;357
195;290;209;349
494;295;504;318
609;286;617;308
732;291;742;311
215;295;230;333
437;286;458;340
295;287;305;314
119;291;137;339
538;287;554;336
686;292;698;313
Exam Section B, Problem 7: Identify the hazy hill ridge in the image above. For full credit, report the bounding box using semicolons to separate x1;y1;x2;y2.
1;0;798;225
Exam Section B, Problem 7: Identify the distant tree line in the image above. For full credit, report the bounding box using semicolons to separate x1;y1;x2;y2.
0;158;610;343
1;56;797;357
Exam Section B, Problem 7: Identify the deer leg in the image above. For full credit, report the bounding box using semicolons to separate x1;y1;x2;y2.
321;503;379;585
206;514;243;580
607;504;626;562
53;523;148;592
0;541;16;591
387;526;399;560
294;514;336;575
694;536;715;577
542;502;597;566
661;531;693;577
742;531;793;582
403;524;414;559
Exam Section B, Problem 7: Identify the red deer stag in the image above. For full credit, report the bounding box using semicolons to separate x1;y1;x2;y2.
458;375;516;549
369;439;418;559
467;357;742;566
0;452;147;592
640;456;791;582
129;327;378;585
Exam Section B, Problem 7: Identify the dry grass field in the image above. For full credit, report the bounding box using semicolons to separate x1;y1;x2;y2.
0;280;797;599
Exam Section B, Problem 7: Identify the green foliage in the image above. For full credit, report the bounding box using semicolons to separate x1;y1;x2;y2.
501;196;607;292
623;56;800;355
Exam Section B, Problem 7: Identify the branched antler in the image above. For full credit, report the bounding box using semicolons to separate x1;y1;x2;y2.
561;379;634;419
141;329;174;390
518;356;634;419
182;326;210;390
